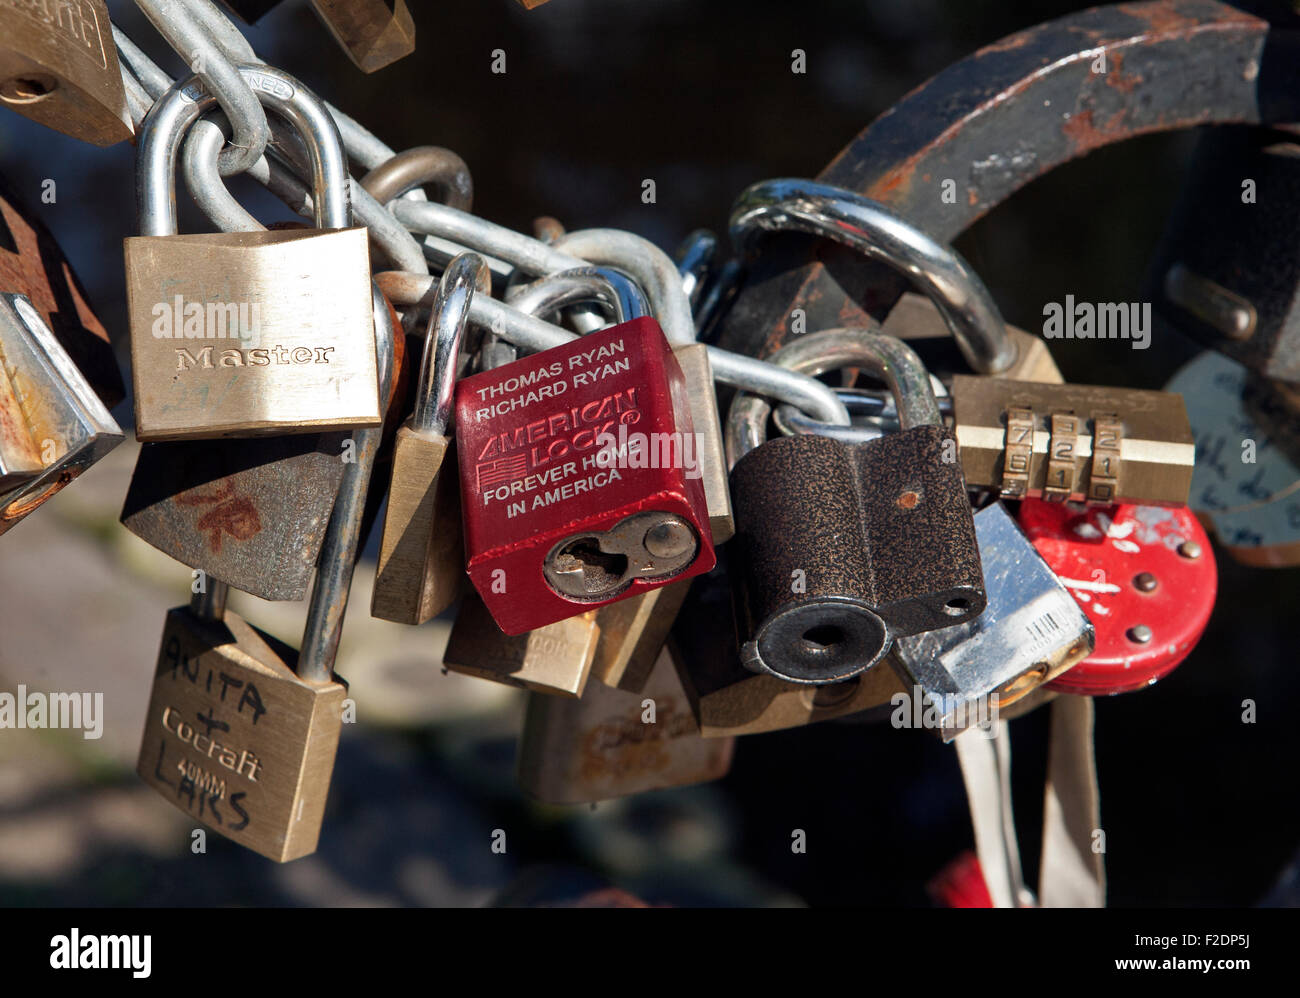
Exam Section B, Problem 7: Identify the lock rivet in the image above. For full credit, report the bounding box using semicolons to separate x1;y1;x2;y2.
1133;572;1158;592
1177;540;1202;560
1127;624;1154;644
897;490;920;509
644;517;695;559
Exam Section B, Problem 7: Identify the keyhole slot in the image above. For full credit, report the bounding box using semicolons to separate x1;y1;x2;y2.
550;537;628;596
800;624;846;653
1;74;58;104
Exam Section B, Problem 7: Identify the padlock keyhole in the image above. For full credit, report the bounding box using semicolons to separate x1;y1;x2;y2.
552;538;628;595
800;624;846;652
0;74;58;104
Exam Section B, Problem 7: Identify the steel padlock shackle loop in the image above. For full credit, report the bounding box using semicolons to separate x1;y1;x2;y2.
137;63;351;236
772;384;954;443
178;110;428;274
674;229;718;310
548;230;695;346
134;0;271;177
505;267;651;327
361;146;474;212
373;268;851;428
413;253;490;436
729;179;1017;376
726;327;942;468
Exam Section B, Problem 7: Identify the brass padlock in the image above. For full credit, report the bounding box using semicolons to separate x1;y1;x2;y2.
443;589;601;698
372;253;488;624
122;64;380;441
135;283;395;862
517;646;734;804
309;0;415;74
0;0;132;146
591;578;692;693
0;173;123;408
0;292;122;535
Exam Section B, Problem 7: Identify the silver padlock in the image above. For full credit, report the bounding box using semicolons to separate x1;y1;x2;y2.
0;293;123;535
889;502;1094;740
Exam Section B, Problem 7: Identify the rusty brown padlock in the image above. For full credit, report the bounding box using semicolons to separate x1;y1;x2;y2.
0;173;123;409
309;1;415;74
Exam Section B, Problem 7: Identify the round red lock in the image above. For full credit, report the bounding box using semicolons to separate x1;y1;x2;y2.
1016;500;1217;695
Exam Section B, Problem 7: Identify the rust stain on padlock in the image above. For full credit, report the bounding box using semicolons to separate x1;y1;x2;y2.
175;479;263;553
717;0;1300;362
0;176;122;408
577;696;697;782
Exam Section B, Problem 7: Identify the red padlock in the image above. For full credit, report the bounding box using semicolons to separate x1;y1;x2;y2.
1017;500;1217;695
455;317;716;634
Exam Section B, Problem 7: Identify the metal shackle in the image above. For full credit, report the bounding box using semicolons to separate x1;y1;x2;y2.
138;64;351;236
413;253;490;436
729;178;1017;375
505;267;650;327
726;327;943;467
360;146;474;211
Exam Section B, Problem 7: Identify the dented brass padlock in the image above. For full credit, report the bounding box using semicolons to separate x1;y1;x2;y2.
0;0;132;146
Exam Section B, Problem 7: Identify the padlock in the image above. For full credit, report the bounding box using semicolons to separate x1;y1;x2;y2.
309;0;415;74
727;328;985;685
516;646;734;804
888;501;1094;740
441;328;602;698
123;65;380;441
0;345;41;494
454;314;717;635
949;376;1195;507
442;589;601;698
500;264;719;691
372;253;487;624
0;0;132;146
1166;350;1300;566
0;292;122;535
1017;499;1217;695
0;173;123;408
1149;126;1300;384
136;278;394;862
670;552;908;738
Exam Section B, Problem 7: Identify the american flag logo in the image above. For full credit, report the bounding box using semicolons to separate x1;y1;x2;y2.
476;453;528;489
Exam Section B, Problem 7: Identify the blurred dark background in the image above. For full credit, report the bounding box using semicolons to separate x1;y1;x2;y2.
0;0;1296;906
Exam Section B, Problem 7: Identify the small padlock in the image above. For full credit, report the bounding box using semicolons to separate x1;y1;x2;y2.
516;646;734;804
454;312;716;635
123;64;380;441
372;253;488;624
950;376;1195;506
1017;499;1217;695
135;280;394;862
0;0;132;145
727;328;985;685
0;292;122;535
888;501;1095;739
309;0;415;74
0;173;123;408
441;328;602;697
501;264;716;692
1166;350;1300;566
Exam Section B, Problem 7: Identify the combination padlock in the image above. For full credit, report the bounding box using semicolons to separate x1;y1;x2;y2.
0;292;122;535
372;253;488;624
123;64;380;441
0;0;132;145
1017;499;1217;695
727;327;985;685
453;312;716;635
135;279;394;862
